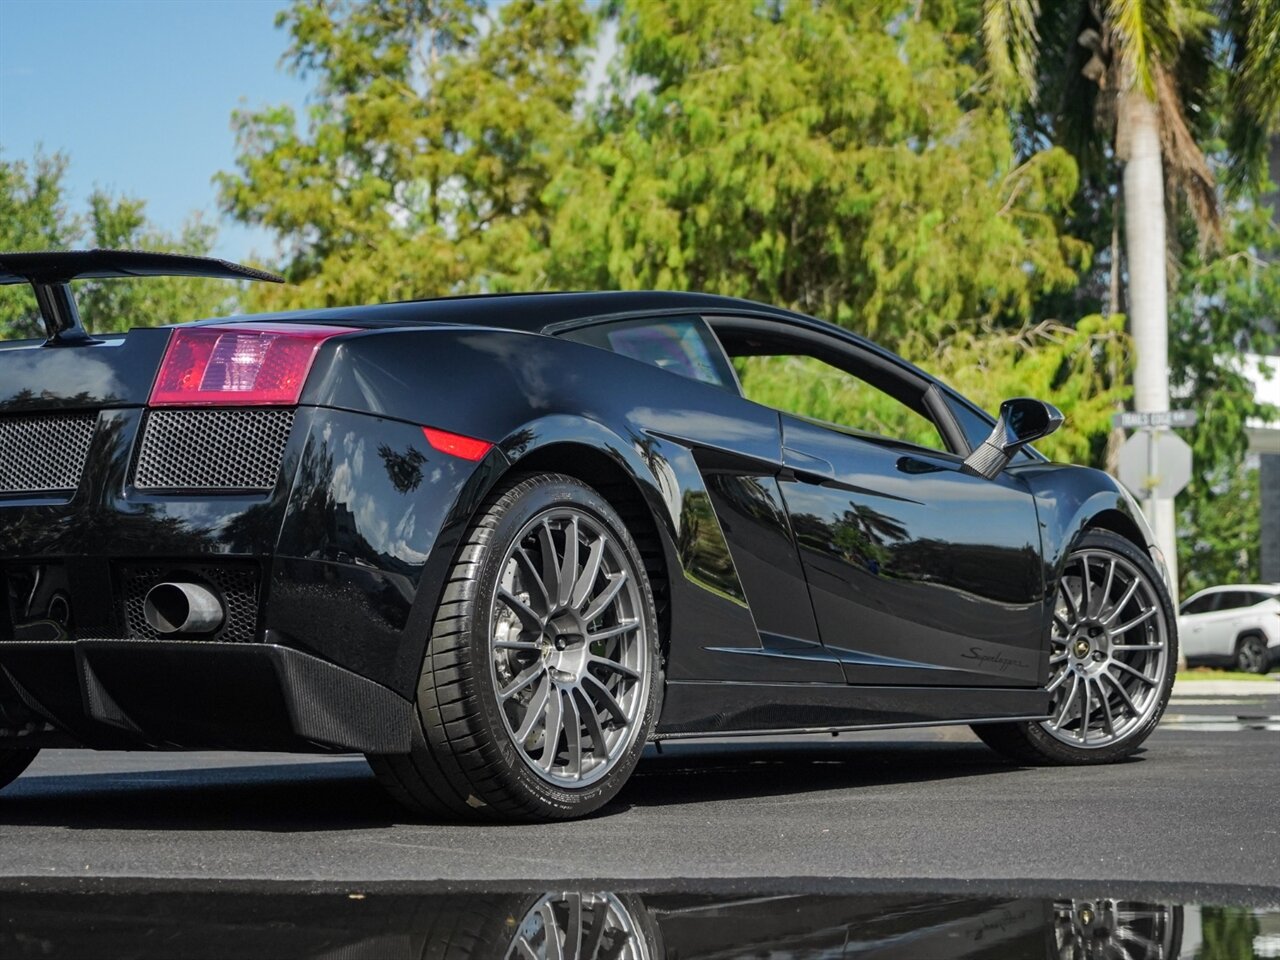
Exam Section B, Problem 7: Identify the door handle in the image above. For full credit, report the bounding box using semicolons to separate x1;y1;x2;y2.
781;446;834;485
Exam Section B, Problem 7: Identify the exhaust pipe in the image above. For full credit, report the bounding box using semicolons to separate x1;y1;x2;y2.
143;582;224;635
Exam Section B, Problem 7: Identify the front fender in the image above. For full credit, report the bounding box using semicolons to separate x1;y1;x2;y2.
1012;462;1162;586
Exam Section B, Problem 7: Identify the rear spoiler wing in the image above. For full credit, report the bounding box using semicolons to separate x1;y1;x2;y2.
0;249;284;345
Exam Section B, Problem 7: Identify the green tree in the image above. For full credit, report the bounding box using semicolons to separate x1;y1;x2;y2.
217;0;595;309
1197;906;1260;960
984;0;1280;592
221;0;1132;469
0;150;237;340
1171;201;1280;594
547;0;1087;345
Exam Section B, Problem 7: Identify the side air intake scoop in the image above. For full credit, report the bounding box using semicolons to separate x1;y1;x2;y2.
0;249;284;345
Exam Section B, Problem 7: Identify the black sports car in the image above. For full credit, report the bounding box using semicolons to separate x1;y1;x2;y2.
0;250;1177;821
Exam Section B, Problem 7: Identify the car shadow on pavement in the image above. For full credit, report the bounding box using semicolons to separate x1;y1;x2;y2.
0;739;1117;831
0;759;404;833
622;739;1144;808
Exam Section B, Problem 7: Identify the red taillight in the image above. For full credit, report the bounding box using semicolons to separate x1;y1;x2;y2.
423;426;493;461
149;323;352;406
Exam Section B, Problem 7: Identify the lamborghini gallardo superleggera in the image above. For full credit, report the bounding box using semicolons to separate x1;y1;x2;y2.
0;250;1177;821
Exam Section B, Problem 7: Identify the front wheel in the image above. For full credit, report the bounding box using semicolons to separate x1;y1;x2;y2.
973;529;1176;765
369;473;660;821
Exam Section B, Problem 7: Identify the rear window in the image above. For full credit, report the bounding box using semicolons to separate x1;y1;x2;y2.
561;316;738;391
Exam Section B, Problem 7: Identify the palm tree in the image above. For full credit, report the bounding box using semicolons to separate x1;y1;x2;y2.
982;0;1280;594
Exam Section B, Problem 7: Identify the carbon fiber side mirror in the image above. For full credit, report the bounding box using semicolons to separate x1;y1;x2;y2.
962;397;1064;480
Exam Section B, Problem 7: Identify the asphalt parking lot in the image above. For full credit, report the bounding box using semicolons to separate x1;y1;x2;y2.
1;691;1277;899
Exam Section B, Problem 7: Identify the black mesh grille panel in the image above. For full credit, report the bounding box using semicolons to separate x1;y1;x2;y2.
122;563;261;643
0;413;96;494
134;408;294;491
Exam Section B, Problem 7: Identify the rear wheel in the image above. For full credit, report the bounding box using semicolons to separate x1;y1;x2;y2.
369;473;660;821
973;529;1176;765
1234;634;1268;674
0;749;38;791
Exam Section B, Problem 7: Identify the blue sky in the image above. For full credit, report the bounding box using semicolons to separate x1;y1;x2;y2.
0;0;309;262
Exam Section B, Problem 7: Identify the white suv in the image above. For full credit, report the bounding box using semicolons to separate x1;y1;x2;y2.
1178;584;1280;674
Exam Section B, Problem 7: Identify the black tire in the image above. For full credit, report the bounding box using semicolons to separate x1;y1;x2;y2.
368;473;661;822
972;529;1177;765
0;748;38;791
1234;634;1269;675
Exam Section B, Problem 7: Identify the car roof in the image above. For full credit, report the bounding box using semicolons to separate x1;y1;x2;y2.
199;290;800;334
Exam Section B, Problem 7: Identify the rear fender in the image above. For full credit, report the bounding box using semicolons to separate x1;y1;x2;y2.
490;415;771;685
298;326;783;689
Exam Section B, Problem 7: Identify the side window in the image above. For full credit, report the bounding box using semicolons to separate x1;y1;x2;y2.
561;316;738;391
734;353;948;451
1181;594;1216;615
1216;591;1247;611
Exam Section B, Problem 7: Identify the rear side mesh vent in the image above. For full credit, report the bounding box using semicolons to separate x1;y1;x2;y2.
0;413;97;494
134;408;294;491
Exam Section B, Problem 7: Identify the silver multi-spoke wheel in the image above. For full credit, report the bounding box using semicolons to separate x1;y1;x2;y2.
1051;899;1180;959
1041;548;1171;749
490;507;651;788
505;892;651;960
367;474;657;821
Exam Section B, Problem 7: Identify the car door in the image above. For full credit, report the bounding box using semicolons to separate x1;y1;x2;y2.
1179;592;1220;658
710;317;1046;688
779;416;1044;686
1199;591;1246;657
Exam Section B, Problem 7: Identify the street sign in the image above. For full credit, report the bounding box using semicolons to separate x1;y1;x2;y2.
1117;431;1193;499
1111;409;1198;429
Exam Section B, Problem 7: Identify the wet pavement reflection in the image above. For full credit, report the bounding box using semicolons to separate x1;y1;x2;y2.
2;887;1276;959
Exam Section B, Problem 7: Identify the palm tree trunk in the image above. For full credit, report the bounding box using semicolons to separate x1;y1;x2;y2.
1104;204;1124;477
1118;87;1181;605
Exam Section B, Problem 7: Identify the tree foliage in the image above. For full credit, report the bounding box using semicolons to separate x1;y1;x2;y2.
543;0;1087;344
220;0;1089;335
217;0;594;309
983;0;1280;204
214;0;1142;463
984;0;1280;591
1171;202;1280;593
0;151;236;340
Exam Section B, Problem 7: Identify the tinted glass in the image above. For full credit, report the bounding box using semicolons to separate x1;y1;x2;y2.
1181;594;1215;615
562;317;736;391
1215;591;1249;611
